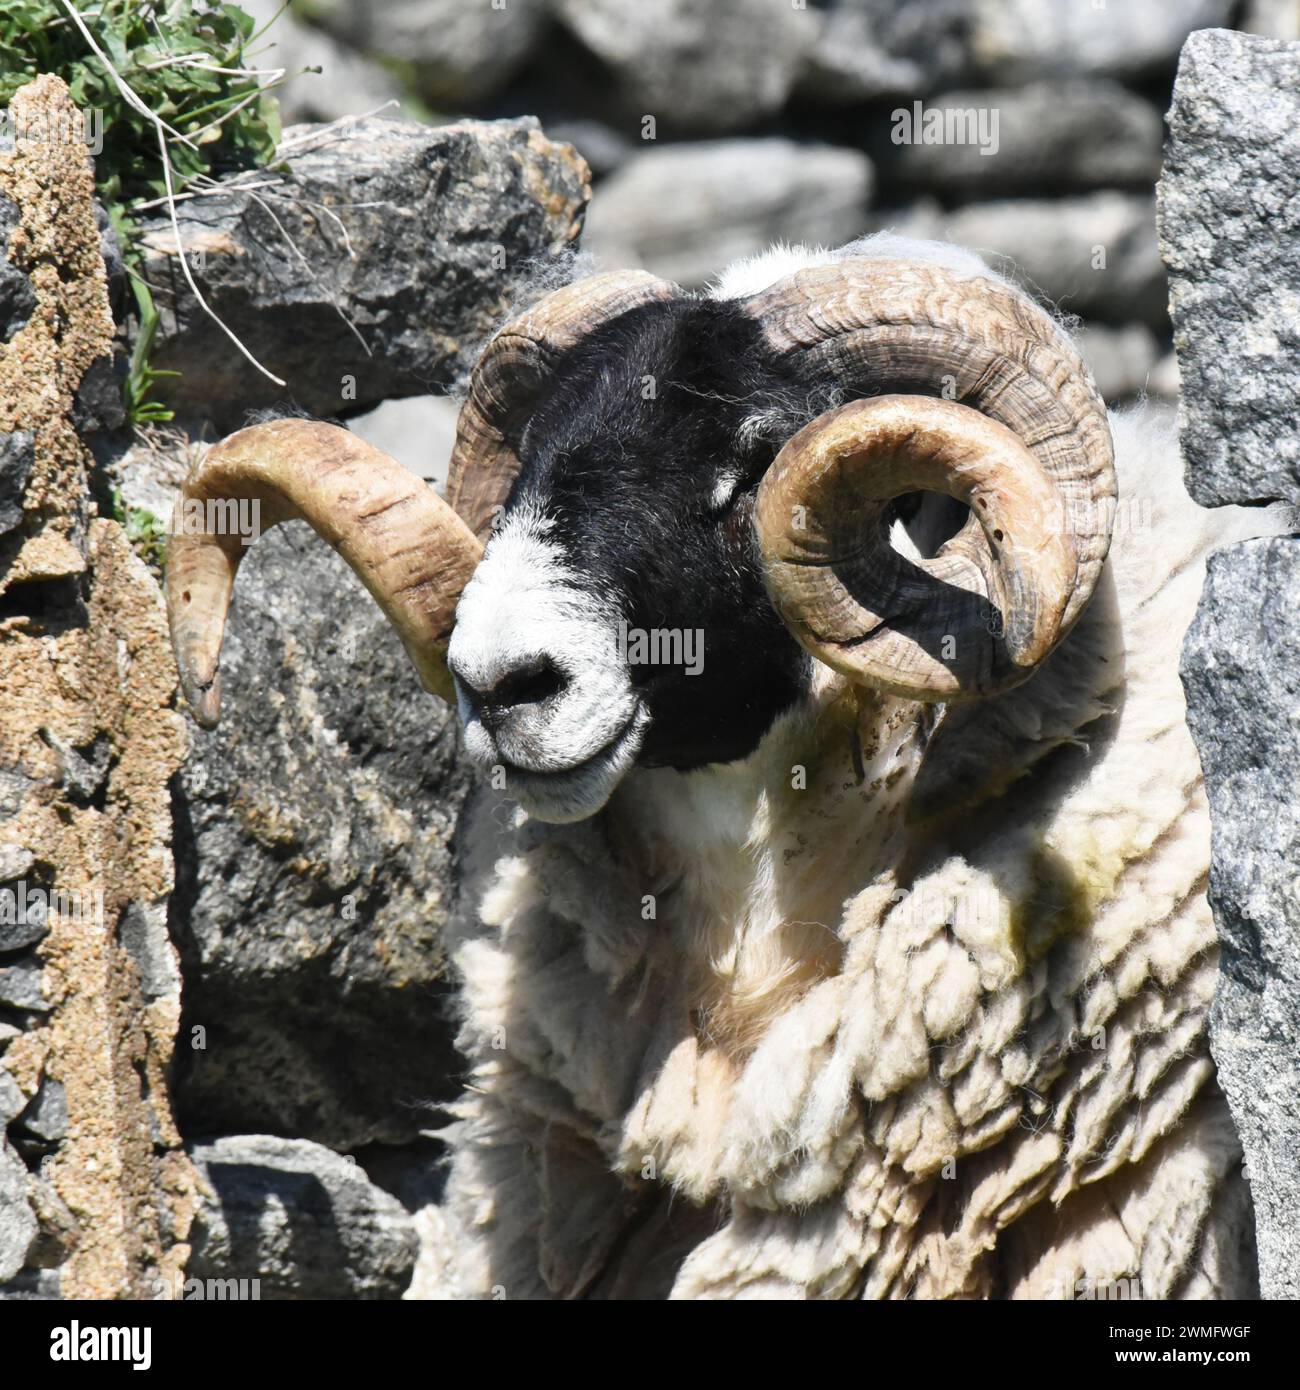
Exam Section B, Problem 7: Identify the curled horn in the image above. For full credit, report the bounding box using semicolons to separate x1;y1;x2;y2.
166;419;482;728
747;258;1116;700
447;269;678;540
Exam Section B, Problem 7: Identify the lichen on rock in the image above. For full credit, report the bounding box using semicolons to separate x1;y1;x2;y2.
0;75;199;1300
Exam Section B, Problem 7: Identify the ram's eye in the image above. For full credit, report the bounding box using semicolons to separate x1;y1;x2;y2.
707;472;742;518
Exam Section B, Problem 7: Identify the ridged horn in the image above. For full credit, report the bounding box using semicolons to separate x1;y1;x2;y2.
746;257;1116;699
447;269;678;540
756;396;1078;698
166;419;482;728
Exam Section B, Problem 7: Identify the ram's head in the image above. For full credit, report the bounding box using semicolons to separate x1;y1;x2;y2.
167;253;1116;822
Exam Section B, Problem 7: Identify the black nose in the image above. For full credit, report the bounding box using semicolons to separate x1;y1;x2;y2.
463;655;568;733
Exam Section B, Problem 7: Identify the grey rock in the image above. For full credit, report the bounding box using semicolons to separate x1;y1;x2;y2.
888;193;1168;328
880;81;1162;196
555;0;817;134
22;1176;78;1270
0;960;45;1013
1159;29;1300;507
117;902;180;1004
17;1078;67;1146
40;730;110;803
304;0;550;108
0;1070;24;1124
0;1138;36;1282
170;519;473;1149
968;0;1236;83
188;1135;418;1299
0;1268;60;1300
583;139;873;289
71;355;126;438
139;116;589;430
0;191;36;342
94;200;125;301
797;0;973;104
0;900;47;955
0;432;34;536
1075;322;1161;403
1182;538;1300;1301
0;770;28;819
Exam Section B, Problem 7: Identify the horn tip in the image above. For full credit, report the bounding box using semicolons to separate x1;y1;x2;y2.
182;671;222;730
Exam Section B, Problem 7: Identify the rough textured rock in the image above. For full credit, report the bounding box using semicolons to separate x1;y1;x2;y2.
0;432;34;536
0;191;37;341
1181;542;1300;1300
14;1077;68;1150
796;0;973;104
583;139;873;288
159;509;473;1149
1159;29;1300;507
969;0;1236;82
188;1135;418;1299
0;1071;25;1124
886;193;1167;328
305;0;551;108
0;76;199;1300
0;960;46;1013
554;0;817;134
881;81;1162;196
0;1139;36;1282
1164;25;1300;1303
139;116;590;430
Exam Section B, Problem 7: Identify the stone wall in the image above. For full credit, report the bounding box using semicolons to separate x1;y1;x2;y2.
1160;27;1300;1301
0;75;197;1300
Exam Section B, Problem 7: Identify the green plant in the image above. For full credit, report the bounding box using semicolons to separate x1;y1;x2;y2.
109;485;168;570
0;2;289;423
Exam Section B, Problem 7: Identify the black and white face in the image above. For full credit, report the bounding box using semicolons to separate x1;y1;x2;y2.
446;298;811;823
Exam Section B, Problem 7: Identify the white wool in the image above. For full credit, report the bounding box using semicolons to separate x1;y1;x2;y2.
706;231;1013;301
414;241;1284;1302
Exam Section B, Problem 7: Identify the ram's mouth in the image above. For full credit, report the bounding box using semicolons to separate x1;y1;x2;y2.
497;705;650;823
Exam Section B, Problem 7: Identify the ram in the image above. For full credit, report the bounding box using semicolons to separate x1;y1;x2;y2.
166;235;1277;1300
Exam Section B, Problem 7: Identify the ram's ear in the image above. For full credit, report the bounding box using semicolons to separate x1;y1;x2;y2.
166;420;482;728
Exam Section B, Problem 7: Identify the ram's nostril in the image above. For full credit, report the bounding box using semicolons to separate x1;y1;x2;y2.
485;655;567;719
